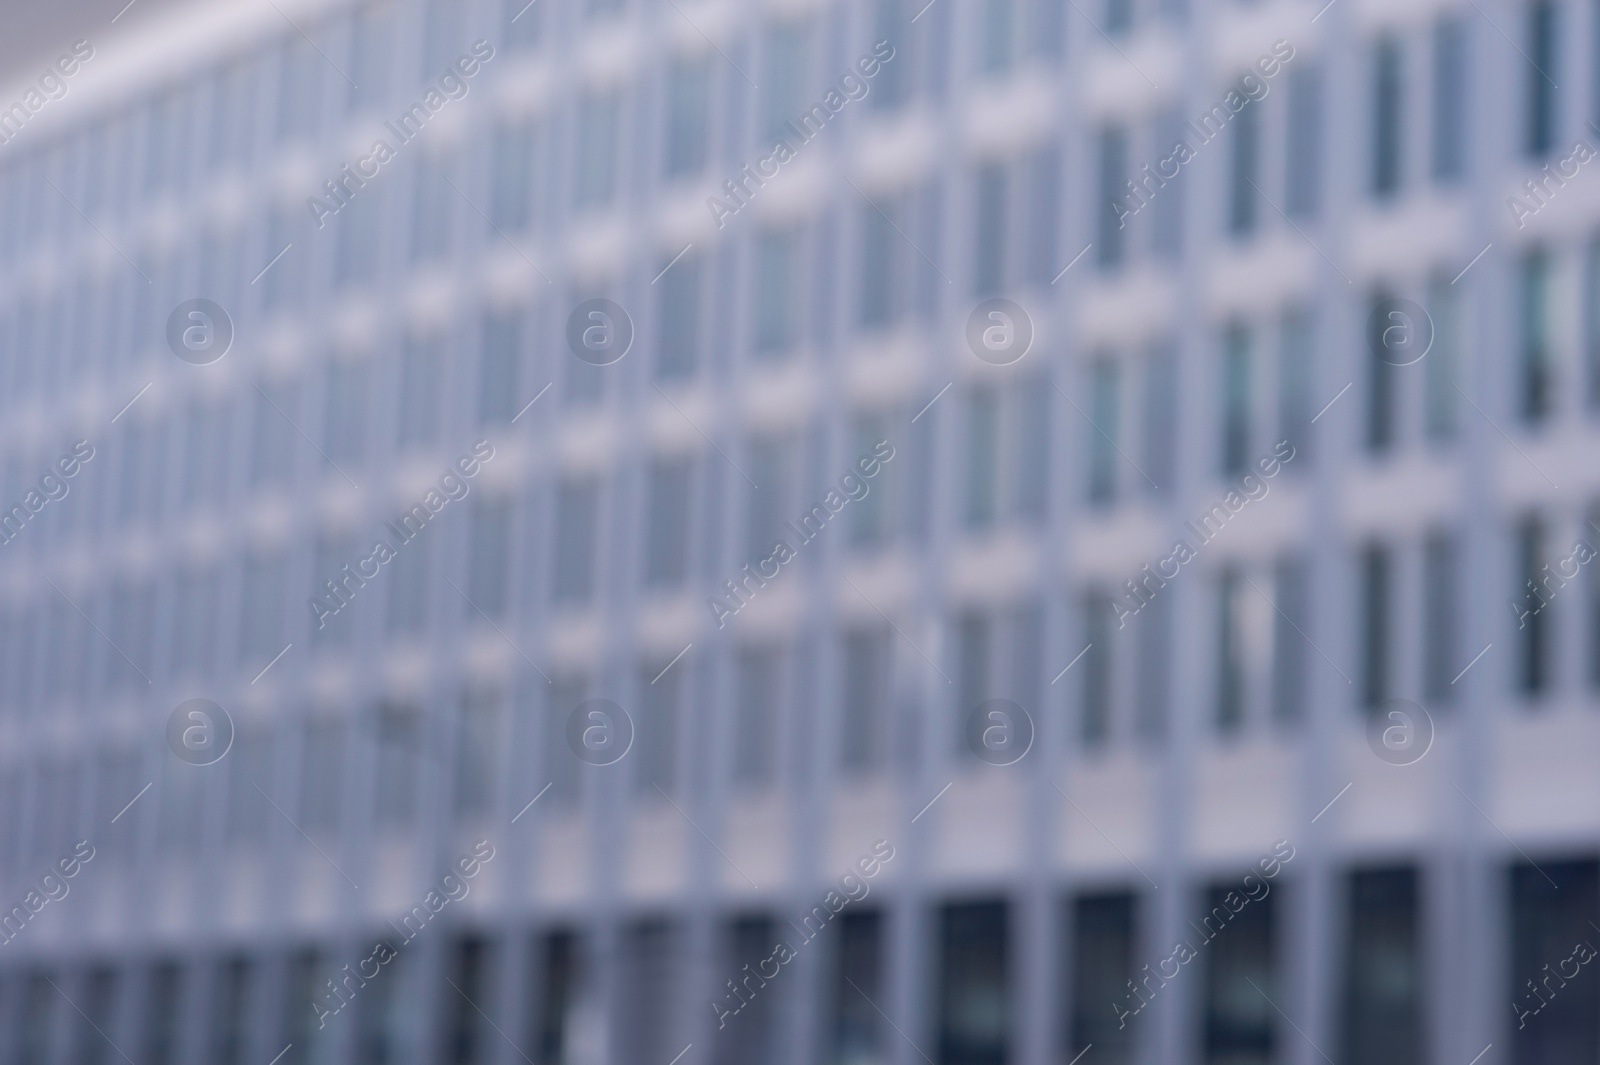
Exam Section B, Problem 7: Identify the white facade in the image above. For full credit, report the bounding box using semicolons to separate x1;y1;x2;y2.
0;0;1598;1064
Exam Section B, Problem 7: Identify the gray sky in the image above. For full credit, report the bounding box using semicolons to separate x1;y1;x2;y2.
0;0;196;84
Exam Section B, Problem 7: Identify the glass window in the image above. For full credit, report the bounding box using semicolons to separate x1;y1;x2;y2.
275;39;321;143
348;3;393;113
1432;17;1468;181
753;229;799;355
1027;143;1062;282
211;958;250;1065
635;662;680;795
733;645;782;787
1371;37;1403;198
965;385;1000;529
1360;543;1392;709
656;252;701;380
1097;125;1129;270
824;911;885;1065
398;333;442;448
1278;309;1313;459
1516;515;1550;696
761;23;810;143
1105;0;1132;36
840;627;890;773
334;184;381;287
937;901;1010;1064
299;717;343;831
973;162;1008;296
1082;593;1114;745
479;311;521;425
490;119;536;232
614;921;678;1065
240;552;287;664
1521;249;1553;423
1527;0;1558;157
1088;358;1120;505
1367;290;1398;453
410;154;453;262
1200;882;1275;1065
373;703;420;826
1070;893;1137;1065
545;677;585;805
467;496;514;618
575;91;620;208
643;457;692;588
1509;859;1599;1062
1216;568;1245;731
1423;531;1458;703
868;0;908;111
712;917;780;1065
454;689;502;817
250;382;297;487
1229;94;1260;236
385;536;430;636
552;477;600;604
1270;556;1309;723
224;727;273;844
323;359;368;465
744;434;793;563
859;195;903;329
980;0;1016;75
664;55;711;177
1221;323;1251;475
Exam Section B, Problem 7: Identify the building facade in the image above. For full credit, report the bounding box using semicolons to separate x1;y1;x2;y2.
0;0;1597;1063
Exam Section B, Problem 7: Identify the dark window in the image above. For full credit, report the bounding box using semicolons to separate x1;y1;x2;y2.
441;937;489;1065
1509;859;1600;1064
1201;883;1275;1065
938;900;1009;1065
1070;893;1136;1065
1371;37;1403;197
1360;544;1392;709
1517;516;1550;696
1423;531;1458;703
1341;868;1426;1065
826;911;886;1065
1527;1;1559;157
1432;18;1468;180
1097;126;1129;270
1522;249;1553;423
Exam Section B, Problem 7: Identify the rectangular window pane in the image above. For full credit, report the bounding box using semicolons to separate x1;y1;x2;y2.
825;911;885;1065
454;689;502;817
973;162;1007;296
1071;893;1136;1065
1342;868;1426;1065
733;645;781;787
1361;544;1391;708
552;478;600;604
491;120;536;231
1088;358;1119;505
1522;250;1552;423
937;901;1010;1064
1372;37;1403;197
1286;63;1322;216
1509;859;1600;1064
636;663;680;795
656;253;701;380
1217;569;1245;731
479;312;520;426
1527;1;1559;157
467;497;513;619
965;385;999;529
1271;557;1309;723
385;535;430;637
1222;324;1251;475
1082;593;1113;746
1368;291;1397;453
665;56;711;177
840;628;890;773
1229;96;1260;235
1201;883;1275;1065
1423;531;1458;703
399;334;442;447
753;230;798;355
644;457;692;588
575;91;619;208
1432;17;1468;181
1097;126;1128;269
1516;516;1550;696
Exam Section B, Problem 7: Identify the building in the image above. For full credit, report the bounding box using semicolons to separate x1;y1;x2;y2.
0;0;1597;1063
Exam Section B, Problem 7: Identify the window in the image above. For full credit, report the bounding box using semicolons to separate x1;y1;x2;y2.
454;690;501;818
614;921;679;1065
466;497;513;619
275;39;321;143
973;162;1008;295
322;359;368;466
479;312;520;425
1229;95;1260;236
552;478;600;604
1278;309;1313;458
980;0;1016;75
544;678;585;805
1286;62;1324;215
867;0;909;112
530;931;583;1065
1088;358;1120;505
712;918;780;1065
860;195;905;329
850;411;902;549
1143;340;1178;493
1270;557;1309;723
753;229;799;355
373;704;421;826
1027;143;1063;282
636;662;680;794
643;457;692;588
1221;323;1252;475
1200;883;1275;1065
937;901;1010;1064
299;717;343;832
170;568;218;678
761;23;810;143
965;384;1000;529
490;120;536;231
664;55;711;177
733;645;782;787
1423;531;1458;703
744;434;793;563
656;251;701;379
398;334;442;448
240;552;286;663
141;961;183;1065
1105;0;1132;36
825;912;885;1065
1521;249;1553;423
1360;543;1392;709
1071;894;1137;1065
1135;582;1172;739
1509;859;1599;1063
1216;569;1245;731
1431;18;1468;181
575;91;620;208
212;958;251;1065
1082;593;1114;746
840;628;890;773
249;382;296;487
1425;276;1459;439
262;205;303;311
1149;113;1184;257
1367;290;1398;453
334;185;381;286
1516;515;1550;696
411;155;453;262
1371;37;1403;198
1527;0;1559;157
348;5;392;113
1097;126;1129;269
224;728;272;843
